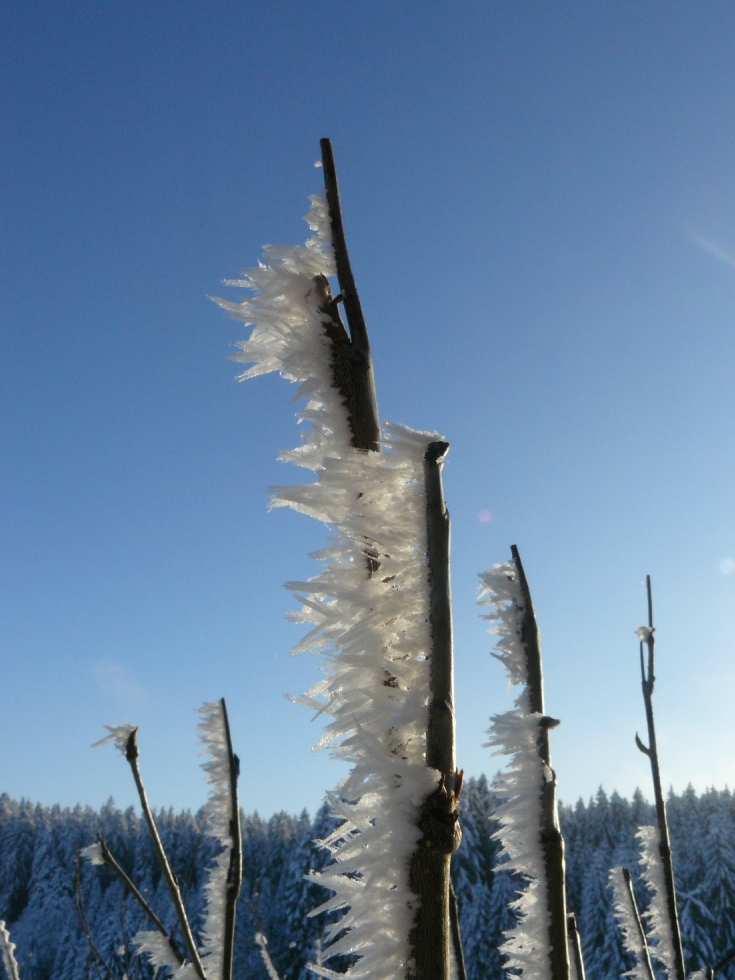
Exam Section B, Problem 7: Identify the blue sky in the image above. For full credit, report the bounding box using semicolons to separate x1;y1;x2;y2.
3;2;735;817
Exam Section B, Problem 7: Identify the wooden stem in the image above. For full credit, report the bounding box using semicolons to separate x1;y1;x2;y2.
566;914;587;980
408;442;461;980
635;577;686;980
125;730;207;980
449;883;468;980
221;697;243;980
621;867;656;980
96;834;185;966
511;545;570;980
318;139;380;453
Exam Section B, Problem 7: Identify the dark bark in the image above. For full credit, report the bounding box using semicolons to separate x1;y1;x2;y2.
511;545;570;980
317;139;380;454
125;729;207;980
221;698;243;980
407;443;462;980
634;577;686;980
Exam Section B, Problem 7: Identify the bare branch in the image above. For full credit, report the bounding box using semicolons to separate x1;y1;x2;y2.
74;853;116;980
318;139;380;453
96;835;184;967
636;577;686;980
124;729;207;980
449;883;467;980
566;913;587;980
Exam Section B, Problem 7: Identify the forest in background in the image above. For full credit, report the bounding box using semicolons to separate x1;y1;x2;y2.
1;778;733;980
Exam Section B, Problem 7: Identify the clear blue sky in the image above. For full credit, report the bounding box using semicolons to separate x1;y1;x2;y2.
3;1;735;818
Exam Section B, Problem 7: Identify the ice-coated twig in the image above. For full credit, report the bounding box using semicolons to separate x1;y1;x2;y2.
479;548;570;980
255;933;281;980
81;835;185;966
637;827;677;979
0;921;20;980
198;699;242;980
98;726;206;979
218;154;449;980
634;577;685;980
609;866;655;980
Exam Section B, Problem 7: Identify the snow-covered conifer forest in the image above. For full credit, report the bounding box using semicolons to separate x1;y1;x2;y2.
1;785;735;980
2;143;732;980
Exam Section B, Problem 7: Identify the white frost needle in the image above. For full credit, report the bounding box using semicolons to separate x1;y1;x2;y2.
92;723;137;754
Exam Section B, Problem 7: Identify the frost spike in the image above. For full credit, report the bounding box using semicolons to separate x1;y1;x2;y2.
511;545;570;980
319;138;380;453
408;441;462;980
634;576;685;980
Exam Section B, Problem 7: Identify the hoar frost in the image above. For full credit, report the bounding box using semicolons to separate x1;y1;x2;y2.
609;867;651;980
637;825;676;979
215;195;439;980
479;563;551;980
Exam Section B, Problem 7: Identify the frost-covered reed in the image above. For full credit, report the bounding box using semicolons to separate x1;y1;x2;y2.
479;563;551;980
637;825;677;980
609;867;653;980
216;195;439;980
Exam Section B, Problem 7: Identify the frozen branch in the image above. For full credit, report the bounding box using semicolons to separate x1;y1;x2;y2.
123;728;207;980
634;577;685;980
83;835;185;967
609;866;655;980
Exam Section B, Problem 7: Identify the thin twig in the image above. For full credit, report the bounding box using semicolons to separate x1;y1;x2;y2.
96;835;185;966
634;577;686;980
221;697;243;980
318;138;380;453
449;883;467;980
621;867;655;980
511;545;570;980
75;853;116;980
124;729;206;980
566;913;587;980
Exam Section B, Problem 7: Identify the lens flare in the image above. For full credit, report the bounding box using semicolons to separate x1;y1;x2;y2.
720;558;734;575
478;509;493;523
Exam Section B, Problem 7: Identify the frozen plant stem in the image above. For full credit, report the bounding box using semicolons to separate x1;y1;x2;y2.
622;866;655;980
408;441;462;980
318;138;380;453
221;697;243;980
634;577;686;980
124;729;207;980
511;545;570;980
566;914;587;980
95;834;185;967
